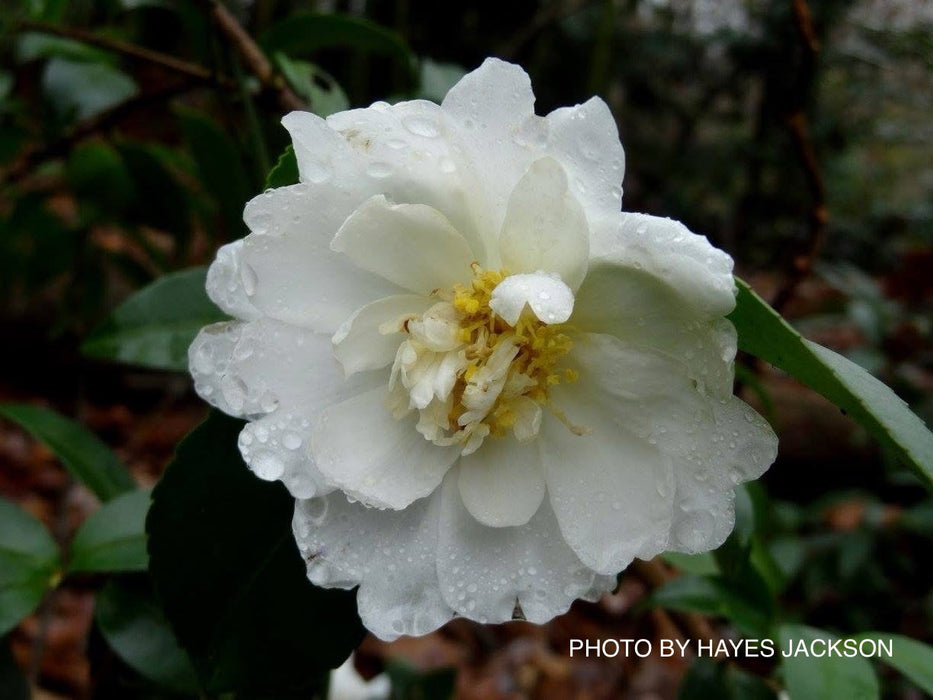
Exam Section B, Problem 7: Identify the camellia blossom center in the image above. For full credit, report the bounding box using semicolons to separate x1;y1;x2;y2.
387;264;580;456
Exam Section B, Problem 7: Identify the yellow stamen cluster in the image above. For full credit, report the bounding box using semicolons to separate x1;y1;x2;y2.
447;264;577;437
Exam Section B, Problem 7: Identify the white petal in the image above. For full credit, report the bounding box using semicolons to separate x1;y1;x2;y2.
554;332;777;557
324;99;487;261
437;473;613;624
311;387;460;509
589;212;736;318
204;240;261;321
498;158;589;290
333;295;432;377
189;318;382;497
332;196;475;295
490;272;574;326
442;59;543;258
293;488;453;641
574;262;738;397
240;185;404;334
458;438;545;527
544;97;624;222
283;110;357;186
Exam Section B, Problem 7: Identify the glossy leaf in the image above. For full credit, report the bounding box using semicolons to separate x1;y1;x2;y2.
851;633;933;695
779;625;878;700
69;489;150;574
0;498;60;636
146;411;365;694
82;267;226;371
729;279;933;488
661;552;719;576
260;13;415;76
95;577;199;694
649;574;772;637
265;145;299;189
0;404;133;502
42;57;138;122
175;107;252;236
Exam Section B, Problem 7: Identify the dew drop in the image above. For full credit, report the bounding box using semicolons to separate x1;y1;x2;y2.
403;116;439;138
283;432;302;450
366;161;392;178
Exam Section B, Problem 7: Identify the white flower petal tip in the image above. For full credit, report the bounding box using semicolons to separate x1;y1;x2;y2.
489;272;575;326
193;55;779;641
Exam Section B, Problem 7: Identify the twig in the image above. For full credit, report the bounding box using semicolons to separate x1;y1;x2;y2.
0;82;193;187
195;0;306;113
771;0;827;313
15;20;234;89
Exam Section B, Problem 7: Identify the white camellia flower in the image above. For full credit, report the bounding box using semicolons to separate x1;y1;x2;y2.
189;58;778;640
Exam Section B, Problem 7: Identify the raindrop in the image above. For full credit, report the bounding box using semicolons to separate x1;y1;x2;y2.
403;116;439;138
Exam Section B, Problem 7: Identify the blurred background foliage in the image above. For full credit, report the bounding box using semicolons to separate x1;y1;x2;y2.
0;0;931;698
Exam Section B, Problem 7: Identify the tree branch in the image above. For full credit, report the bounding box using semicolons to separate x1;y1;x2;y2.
15;20;234;89
195;0;306;113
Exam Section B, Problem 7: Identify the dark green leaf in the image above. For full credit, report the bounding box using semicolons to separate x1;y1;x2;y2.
146;411;365;694
265;145;299;189
260;13;415;76
851;633;933;695
175;107;252;236
66;142;135;215
42;57;137;121
649;574;772;637
0;404;133;502
0;636;29;700
385;661;456;700
116;142;192;241
660;552;719;576
679;658;777;700
729;279;933;487
779;625;879;700
96;577;199;694
82;267;226;371
69;489;150;574
274;54;350;117
0;498;60;636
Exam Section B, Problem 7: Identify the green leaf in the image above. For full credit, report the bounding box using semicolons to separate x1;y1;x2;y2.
779;625;879;700
385;661;456;700
265;145;299;189
42;57;138;122
69;489;150;574
175;107;252;236
0;404;133;502
417;59;467;103
0;498;60;636
274;54;349;117
729;278;933;487
95;577;199;694
116;142;192;241
146;411;365;694
82;267;227;371
649;574;772;637
0;636;29;700
851;633;933;695
260;14;416;77
66;141;135;215
660;551;719;576
679;657;777;700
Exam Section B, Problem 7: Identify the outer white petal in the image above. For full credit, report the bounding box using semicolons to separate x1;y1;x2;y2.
311;387;460;510
333;295;433;377
441;58;543;257
540;347;676;574
497;158;589;290
574;262;737;397
332;196;476;295
293;488;454;640
556;333;777;556
544;97;625;224
204;240;261;321
589;212;737;318
189;318;381;497
458;438;545;527
437;473;614;624
324;100;486;260
240;184;404;334
490;273;575;326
